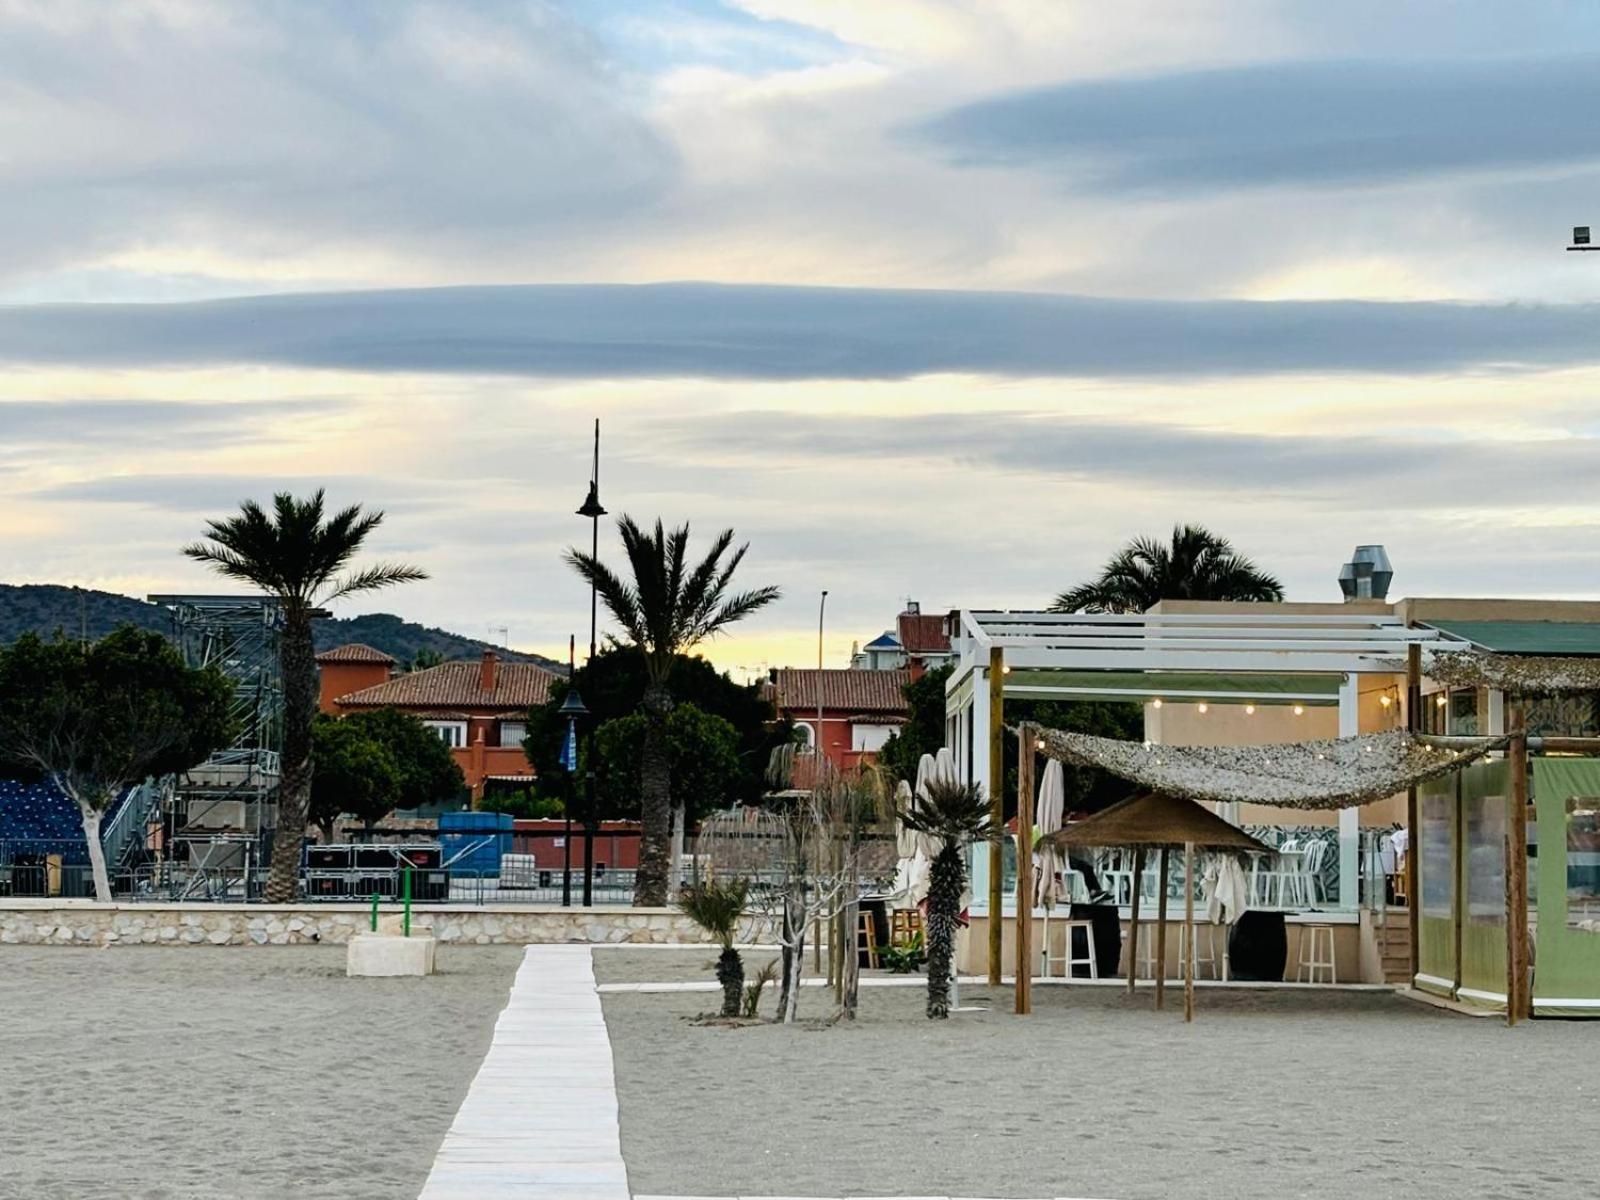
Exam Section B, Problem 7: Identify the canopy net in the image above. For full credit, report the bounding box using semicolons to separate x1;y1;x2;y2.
1416;652;1600;694
1033;726;1506;811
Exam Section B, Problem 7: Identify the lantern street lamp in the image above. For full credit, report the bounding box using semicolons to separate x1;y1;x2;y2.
576;420;606;905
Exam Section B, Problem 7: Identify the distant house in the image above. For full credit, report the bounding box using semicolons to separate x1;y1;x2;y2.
315;642;397;713
319;646;557;801
766;667;910;772
895;601;953;678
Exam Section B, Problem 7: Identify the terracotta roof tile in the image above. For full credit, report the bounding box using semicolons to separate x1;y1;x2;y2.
315;642;397;665
334;659;556;712
896;613;951;656
769;668;911;715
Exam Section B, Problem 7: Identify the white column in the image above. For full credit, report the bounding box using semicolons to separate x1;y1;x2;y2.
969;668;991;910
1338;673;1360;911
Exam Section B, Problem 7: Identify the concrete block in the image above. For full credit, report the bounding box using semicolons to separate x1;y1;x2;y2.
346;932;436;977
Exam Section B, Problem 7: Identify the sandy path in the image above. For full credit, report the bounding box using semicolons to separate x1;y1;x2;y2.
0;945;523;1200
605;981;1597;1200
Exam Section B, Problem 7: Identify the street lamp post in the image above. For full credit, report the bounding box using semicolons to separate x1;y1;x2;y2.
577;420;607;906
556;683;587;907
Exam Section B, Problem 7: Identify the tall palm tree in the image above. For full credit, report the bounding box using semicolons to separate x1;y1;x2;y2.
900;778;1002;1019
1053;524;1283;613
567;517;780;906
184;491;427;902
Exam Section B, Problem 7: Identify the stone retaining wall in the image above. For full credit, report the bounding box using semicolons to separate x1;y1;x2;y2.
0;901;712;948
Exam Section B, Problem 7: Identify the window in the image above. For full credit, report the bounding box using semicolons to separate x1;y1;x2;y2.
1449;688;1480;736
425;721;466;749
1568;799;1600;932
499;721;527;748
794;722;816;752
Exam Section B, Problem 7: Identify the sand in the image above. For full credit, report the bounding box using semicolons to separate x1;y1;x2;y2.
604;980;1600;1200
0;945;524;1200
592;945;785;987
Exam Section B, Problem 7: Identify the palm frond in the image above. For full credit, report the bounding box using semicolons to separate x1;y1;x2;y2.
324;562;431;602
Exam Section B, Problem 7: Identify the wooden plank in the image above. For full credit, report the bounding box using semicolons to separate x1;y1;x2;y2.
988;646;1004;987
1014;721;1034;1016
1126;846;1145;998
1184;842;1196;1024
1406;643;1421;984
1507;705;1530;1025
1154;847;1169;1011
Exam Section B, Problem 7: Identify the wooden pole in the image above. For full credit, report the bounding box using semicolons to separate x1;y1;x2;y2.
1507;703;1529;1026
1014;722;1035;1015
1184;842;1196;1024
988;646;1005;986
1406;643;1422;985
1126;846;1145;997
1154;846;1170;1010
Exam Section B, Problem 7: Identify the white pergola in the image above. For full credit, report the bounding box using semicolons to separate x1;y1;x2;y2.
945;608;1472;916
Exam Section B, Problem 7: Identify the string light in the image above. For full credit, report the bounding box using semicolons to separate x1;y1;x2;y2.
1293;704;1305;716
1197;702;1209;714
1244;704;1256;716
1152;697;1163;709
1002;665;1012;674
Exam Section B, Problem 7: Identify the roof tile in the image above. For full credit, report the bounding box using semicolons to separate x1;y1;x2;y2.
335;659;555;711
769;668;910;714
315;642;396;665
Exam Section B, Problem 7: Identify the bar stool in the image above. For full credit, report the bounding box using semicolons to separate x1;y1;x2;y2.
1177;922;1219;980
1296;923;1337;983
1043;918;1098;979
856;910;880;969
889;907;923;946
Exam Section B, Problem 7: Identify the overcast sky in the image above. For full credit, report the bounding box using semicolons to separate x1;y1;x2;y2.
3;0;1600;675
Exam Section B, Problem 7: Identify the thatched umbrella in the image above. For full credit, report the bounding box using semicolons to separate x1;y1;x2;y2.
1042;792;1269;1021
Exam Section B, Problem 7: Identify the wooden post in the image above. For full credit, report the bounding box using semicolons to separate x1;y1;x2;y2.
1507;703;1530;1026
1014;722;1034;1015
1154;847;1170;1010
988;646;1005;986
1406;643;1422;984
1126;846;1145;997
1184;842;1196;1024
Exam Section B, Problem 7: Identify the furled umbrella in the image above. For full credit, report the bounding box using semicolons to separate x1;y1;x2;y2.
1035;758;1067;977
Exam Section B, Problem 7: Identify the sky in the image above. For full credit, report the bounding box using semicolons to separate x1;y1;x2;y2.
3;0;1600;677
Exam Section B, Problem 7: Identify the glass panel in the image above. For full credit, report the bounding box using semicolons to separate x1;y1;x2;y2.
1421;790;1454;919
1464;792;1506;923
1449;688;1480;736
1002;836;1018;897
1566;798;1600;932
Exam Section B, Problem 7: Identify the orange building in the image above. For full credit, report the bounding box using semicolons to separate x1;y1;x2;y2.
766;667;909;773
318;645;558;800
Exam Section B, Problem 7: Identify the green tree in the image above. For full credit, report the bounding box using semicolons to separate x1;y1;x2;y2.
591;703;742;826
899;779;1004;1020
522;647;788;809
184;491;427;901
1053;524;1284;614
0;628;234;900
309;716;402;839
677;877;750;1017
878;664;952;784
565;518;780;906
342;707;464;813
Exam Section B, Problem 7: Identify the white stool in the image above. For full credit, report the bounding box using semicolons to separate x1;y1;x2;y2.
1296;923;1337;983
1177;922;1219;980
1044;918;1098;979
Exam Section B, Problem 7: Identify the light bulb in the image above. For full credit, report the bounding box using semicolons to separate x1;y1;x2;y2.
1152;697;1163;709
1293;704;1305;716
1197;702;1209;714
1436;695;1448;708
1244;704;1256;715
1379;695;1392;708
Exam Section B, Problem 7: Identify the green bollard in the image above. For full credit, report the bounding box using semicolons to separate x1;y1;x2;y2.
370;891;379;932
402;867;413;938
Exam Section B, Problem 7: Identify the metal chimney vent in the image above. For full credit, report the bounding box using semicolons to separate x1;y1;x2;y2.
1338;545;1393;602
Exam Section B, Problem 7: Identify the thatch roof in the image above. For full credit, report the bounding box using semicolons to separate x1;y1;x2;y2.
1032;726;1505;811
1043;791;1270;853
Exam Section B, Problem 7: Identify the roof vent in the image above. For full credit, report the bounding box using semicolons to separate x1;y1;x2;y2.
1338;545;1393;602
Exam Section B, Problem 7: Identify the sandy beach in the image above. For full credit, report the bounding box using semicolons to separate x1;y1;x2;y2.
604;979;1599;1200
0;945;523;1200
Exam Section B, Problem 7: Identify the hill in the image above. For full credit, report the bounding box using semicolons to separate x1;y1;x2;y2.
0;584;566;674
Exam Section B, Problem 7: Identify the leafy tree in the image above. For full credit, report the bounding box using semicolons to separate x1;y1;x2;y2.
878;664;952;784
899;779;1004;1020
522;646;788;809
677;877;750;1017
184;490;427;901
309;716;402;839
406;648;444;672
591;703;742;826
342;707;464;813
0;628;234;900
565;517;780;906
1053;524;1283;614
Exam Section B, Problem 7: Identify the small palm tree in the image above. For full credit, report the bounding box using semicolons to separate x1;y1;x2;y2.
184;491;427;902
900;779;1003;1019
567;517;780;906
1053;524;1283;614
678;877;751;1017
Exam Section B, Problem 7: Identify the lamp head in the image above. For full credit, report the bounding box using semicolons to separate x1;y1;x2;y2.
577;481;606;520
558;688;589;718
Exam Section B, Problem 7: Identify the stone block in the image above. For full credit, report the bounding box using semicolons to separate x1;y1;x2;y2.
346;933;436;977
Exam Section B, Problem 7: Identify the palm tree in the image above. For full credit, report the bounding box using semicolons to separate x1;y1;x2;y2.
184;491;427;902
1053;524;1283;613
568;517;780;906
899;779;1003;1019
677;877;750;1017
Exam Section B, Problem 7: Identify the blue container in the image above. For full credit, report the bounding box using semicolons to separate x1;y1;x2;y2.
438;810;513;877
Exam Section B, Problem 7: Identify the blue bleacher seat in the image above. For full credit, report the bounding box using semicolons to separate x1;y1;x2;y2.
0;779;129;865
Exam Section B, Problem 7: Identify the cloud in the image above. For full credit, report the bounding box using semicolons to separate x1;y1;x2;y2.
3;283;1599;380
0;398;345;446
918;56;1600;192
30;473;451;516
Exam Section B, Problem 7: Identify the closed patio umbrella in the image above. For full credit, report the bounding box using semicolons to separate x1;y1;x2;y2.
1035;759;1067;978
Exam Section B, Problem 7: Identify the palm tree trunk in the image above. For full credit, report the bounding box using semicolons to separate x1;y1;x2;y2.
79;804;111;903
265;613;316;903
925;841;966;1019
634;682;673;907
716;945;744;1018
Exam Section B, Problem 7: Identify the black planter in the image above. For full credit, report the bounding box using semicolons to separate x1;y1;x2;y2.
1228;910;1288;981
